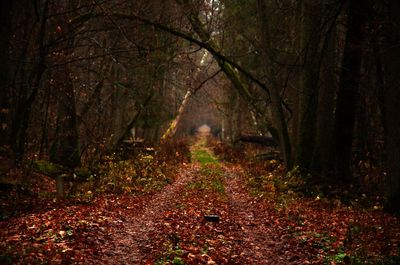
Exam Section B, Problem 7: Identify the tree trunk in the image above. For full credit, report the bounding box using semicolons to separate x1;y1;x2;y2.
176;0;290;166
0;0;14;146
9;0;49;159
331;0;366;182
162;89;192;140
50;62;80;168
314;6;338;175
49;1;80;168
257;0;292;169
384;0;400;213
114;92;154;149
295;0;321;174
162;47;209;140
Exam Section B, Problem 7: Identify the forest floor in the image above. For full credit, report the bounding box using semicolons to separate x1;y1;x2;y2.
1;135;400;264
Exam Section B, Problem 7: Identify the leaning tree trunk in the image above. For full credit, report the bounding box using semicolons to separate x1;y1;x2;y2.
162;88;192;140
175;0;291;168
331;0;366;182
162;50;208;140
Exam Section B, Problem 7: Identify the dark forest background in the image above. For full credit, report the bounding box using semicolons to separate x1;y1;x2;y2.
0;0;399;212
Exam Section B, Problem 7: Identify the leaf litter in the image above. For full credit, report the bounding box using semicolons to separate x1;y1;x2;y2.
1;140;399;264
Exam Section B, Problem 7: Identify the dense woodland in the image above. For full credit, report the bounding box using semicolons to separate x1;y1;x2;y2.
1;0;400;264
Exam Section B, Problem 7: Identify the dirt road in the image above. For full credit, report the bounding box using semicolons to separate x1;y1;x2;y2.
100;143;300;264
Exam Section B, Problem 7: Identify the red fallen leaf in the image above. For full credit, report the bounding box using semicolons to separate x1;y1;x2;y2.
8;235;21;241
185;245;200;253
187;253;197;263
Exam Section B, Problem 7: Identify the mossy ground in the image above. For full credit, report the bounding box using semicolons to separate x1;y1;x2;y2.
188;137;225;194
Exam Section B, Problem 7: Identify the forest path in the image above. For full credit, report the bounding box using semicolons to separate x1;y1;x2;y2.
100;163;199;264
222;166;296;264
1;136;398;264
100;136;299;264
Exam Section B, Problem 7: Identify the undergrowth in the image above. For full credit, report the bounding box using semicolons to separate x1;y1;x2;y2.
155;237;186;265
96;140;190;195
209;140;400;265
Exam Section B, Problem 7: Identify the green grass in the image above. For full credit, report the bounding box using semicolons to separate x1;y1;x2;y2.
188;139;225;194
191;149;219;165
186;165;225;194
186;180;207;190
186;177;225;194
211;178;225;193
155;240;186;265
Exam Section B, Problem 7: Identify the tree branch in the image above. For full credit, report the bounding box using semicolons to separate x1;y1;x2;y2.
112;12;271;99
